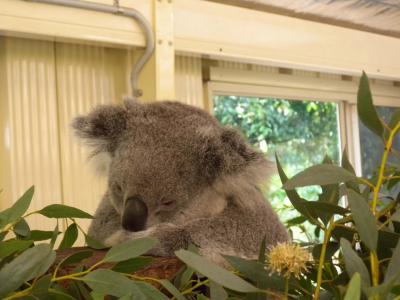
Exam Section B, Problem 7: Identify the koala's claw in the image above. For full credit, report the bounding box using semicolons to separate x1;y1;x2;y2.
104;230;126;246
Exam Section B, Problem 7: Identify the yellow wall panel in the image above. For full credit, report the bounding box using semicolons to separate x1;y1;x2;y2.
55;43;129;233
175;55;204;108
0;37;62;231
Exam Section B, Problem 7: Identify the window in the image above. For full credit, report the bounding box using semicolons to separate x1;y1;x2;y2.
213;95;341;241
207;66;400;241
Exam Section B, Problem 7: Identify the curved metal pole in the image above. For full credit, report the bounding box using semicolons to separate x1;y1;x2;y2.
26;0;155;98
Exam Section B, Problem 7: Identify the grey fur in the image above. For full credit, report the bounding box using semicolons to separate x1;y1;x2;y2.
72;101;288;263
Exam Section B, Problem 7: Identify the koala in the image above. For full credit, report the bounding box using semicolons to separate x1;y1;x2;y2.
73;100;288;264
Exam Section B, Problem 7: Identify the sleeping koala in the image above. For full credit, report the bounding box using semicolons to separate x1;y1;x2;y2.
73;100;288;263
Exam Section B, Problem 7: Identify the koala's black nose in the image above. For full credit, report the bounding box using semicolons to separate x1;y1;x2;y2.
122;196;148;232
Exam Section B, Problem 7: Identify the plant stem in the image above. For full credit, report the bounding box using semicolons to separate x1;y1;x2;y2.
3;287;33;300
357;178;375;189
370;251;379;287
313;220;335;300
284;277;289;300
180;279;209;297
371;123;400;214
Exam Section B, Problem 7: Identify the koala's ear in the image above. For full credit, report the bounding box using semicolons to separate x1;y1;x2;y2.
72;104;128;155
200;127;269;183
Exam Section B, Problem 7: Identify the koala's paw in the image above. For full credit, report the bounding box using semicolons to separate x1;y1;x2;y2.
104;230;127;247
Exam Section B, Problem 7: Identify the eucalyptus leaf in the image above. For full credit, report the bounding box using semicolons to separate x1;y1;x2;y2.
357;71;384;137
112;256;153;273
176;250;259;293
32;274;52;295
103;237;158;263
58;223;78;250
157;279;185;300
0;186;34;228
0;239;33;259
347;189;378;251
223;255;285;290
0;244;55;297
342;148;360;193
312;242;339;262
58;250;93;269
275;154;317;223
82;269;168;299
385;239;400;284
13;218;31;237
301;201;349;216
344;273;361;300
50;224;60;248
340;238;370;288
176;265;195;290
283;164;356;189
210;280;228;300
38;204;93;219
29;230;56;241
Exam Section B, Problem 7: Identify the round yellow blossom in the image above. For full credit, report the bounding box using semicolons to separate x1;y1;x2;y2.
266;242;311;279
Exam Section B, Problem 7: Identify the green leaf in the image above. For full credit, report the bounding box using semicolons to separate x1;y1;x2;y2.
341;148;360;193
157;279;185;300
301;201;349;216
112;256;153;273
58;250;93;269
385;239;400;284
210;280;228;300
357;71;384;137
347;189;378;251
275;154;317;223
312;242;339;262
283;164;356;189
175;265;195;290
85;234;107;249
38;204;93;219
340;238;370;288
344;273;361;300
29;230;57;241
103;237;158;263
32;274;52;295
0;186;34;228
59;223;78;250
224;255;285;290
197;295;209;300
81;269;168;299
0;239;33;259
49;289;77;300
50;224;60;248
176;250;259;293
13;218;31;237
134;282;170;300
0;244;56;297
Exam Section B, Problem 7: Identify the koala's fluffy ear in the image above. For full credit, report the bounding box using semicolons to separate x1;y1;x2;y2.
72;104;128;156
200;128;270;184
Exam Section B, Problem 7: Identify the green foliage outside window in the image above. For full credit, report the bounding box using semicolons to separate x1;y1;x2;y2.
214;96;340;241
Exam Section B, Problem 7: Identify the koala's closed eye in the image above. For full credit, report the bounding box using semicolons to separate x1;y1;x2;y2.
160;198;176;209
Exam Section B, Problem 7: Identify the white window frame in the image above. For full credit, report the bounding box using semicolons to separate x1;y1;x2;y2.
205;67;400;177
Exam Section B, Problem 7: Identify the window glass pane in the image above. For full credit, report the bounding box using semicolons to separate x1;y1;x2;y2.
213;95;341;241
359;106;400;179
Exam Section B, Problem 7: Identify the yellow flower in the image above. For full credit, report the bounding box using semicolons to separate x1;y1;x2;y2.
266;242;311;279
